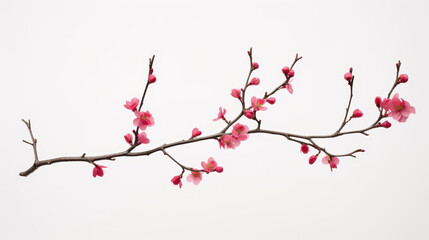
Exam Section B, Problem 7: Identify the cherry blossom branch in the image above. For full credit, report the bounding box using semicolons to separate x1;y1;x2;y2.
127;55;156;152
335;70;354;134
20;119;40;176
161;148;205;173
20;49;415;185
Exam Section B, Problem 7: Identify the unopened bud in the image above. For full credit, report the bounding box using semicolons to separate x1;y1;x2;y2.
344;72;353;82
399;74;408;83
381;121;391;128
282;66;290;75
148;74;156;84
252;62;259;70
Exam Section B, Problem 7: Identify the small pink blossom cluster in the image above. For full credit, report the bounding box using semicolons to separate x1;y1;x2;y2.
218;123;249;149
322;155;340;169
379;93;416;123
171;157;223;188
281;66;295;94
123;97;155;146
306;154;340;169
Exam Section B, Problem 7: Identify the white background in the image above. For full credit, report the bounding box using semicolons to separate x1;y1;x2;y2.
1;0;428;239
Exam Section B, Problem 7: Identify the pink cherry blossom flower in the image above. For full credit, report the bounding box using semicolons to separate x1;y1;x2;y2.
201;157;218;173
301;144;309;154
133;110;155;130
218;135;240;149
187;170;202;185
138;132;150;144
282;66;290;75
148;74;156;84
231;89;242;100
232;123;249;141
191;128;202;138
252;62;259;70
322;155;340;169
124;133;133;146
244;109;254;119
375;96;382;108
287;69;295;78
213;107;226;121
124;98;139;111
344;72;353;82
386;93;416;122
352;109;363;118
282;78;294;94
398;74;408;83
251;97;267;111
309;155;317;164
171;175;182;188
214;166;223;173
93;164;107;177
249;77;260;86
267;97;276;105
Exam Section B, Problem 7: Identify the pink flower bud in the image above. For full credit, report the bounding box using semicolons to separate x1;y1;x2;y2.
381;121;391;128
148;74;156;83
349;67;353;73
252;62;259;70
282;66;290;75
171;175;182;188
309;155;317;164
399;74;408;83
124;98;139;112
231;89;241;100
287;69;295;78
244;109;254;119
191;128;202;138
267;97;276;105
150;68;154;74
93;164;107;177
375;96;382;107
249;77;260;86
352;109;363;118
215;166;224;173
138;132;150;144
124;133;133;146
344;72;353;81
301;144;309;154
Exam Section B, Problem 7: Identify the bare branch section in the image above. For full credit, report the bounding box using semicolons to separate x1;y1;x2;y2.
20;49;414;178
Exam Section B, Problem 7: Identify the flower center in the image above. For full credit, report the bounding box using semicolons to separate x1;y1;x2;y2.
207;163;213;170
192;172;199;177
395;104;404;111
